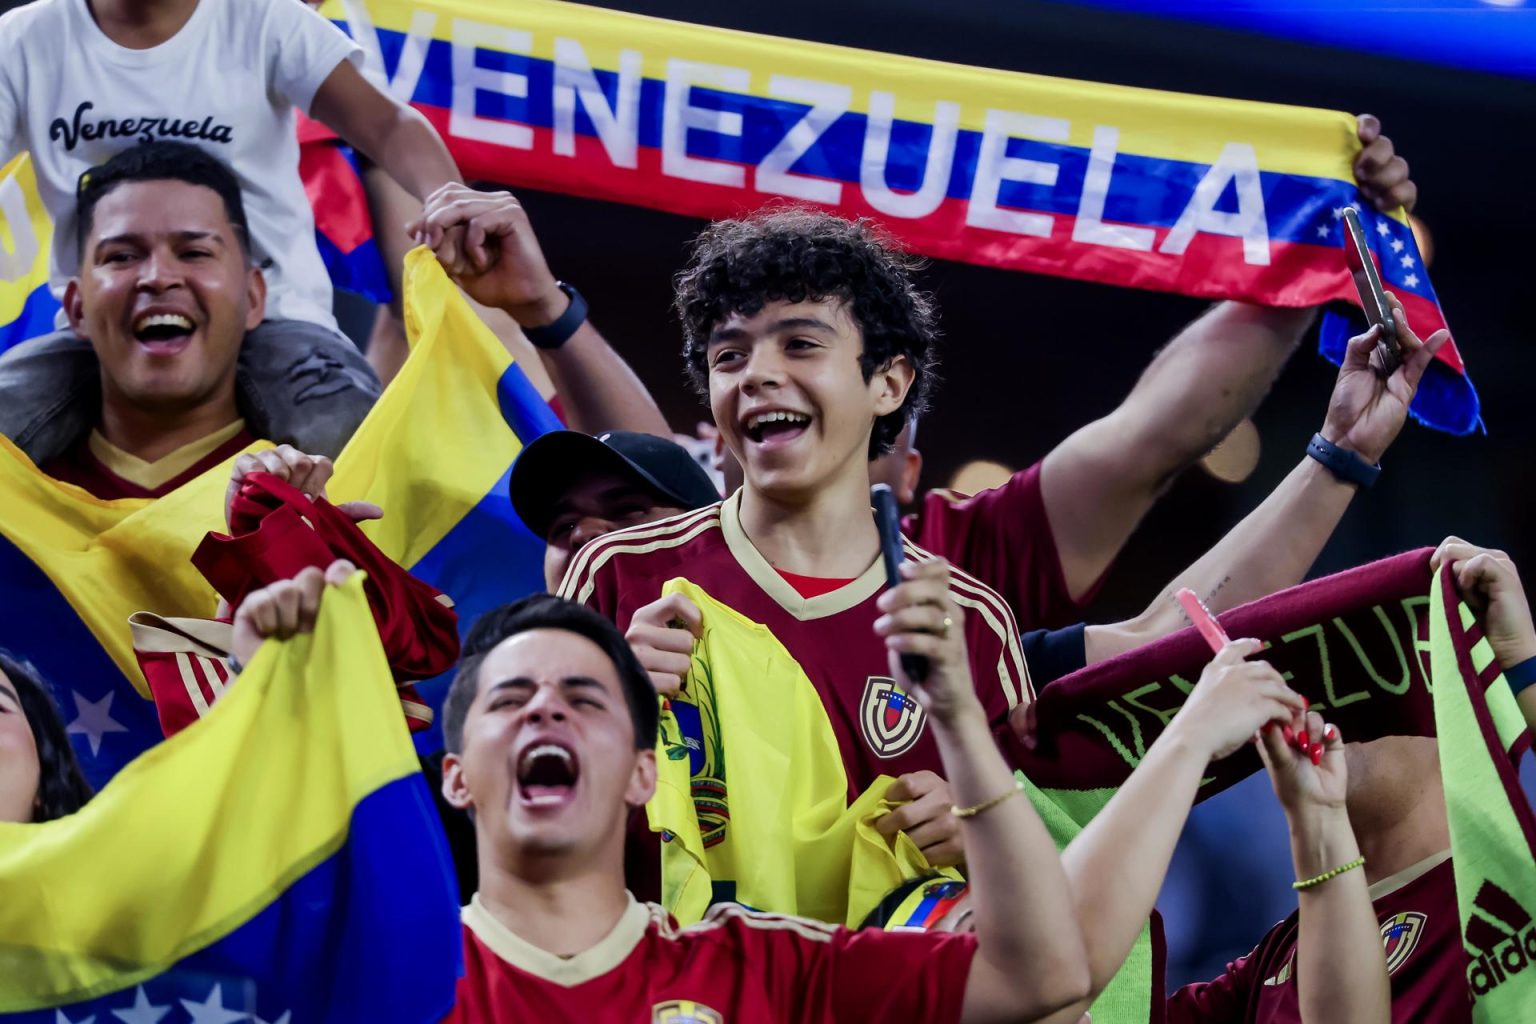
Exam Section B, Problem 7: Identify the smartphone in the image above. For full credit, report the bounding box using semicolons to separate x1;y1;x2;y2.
872;483;929;684
1340;206;1402;376
1176;587;1231;654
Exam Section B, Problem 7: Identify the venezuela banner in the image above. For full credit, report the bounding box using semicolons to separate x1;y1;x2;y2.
0;572;462;1022
320;0;1477;433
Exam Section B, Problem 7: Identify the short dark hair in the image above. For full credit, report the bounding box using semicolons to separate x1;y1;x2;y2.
0;652;93;822
673;207;939;458
442;595;659;755
75;141;252;259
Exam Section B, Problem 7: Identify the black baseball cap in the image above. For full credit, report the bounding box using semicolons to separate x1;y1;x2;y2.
509;430;722;540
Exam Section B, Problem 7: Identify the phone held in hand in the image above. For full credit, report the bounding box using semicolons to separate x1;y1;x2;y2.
1176;587;1231;655
872;483;929;684
1341;206;1402;377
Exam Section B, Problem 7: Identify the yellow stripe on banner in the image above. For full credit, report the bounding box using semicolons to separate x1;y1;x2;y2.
0;436;269;694
326;247;524;569
0;153;56;317
0;573;415;1008
326;0;1361;180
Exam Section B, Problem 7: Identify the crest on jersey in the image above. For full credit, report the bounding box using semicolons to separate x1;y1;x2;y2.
860;675;926;759
1381;911;1427;975
651;998;724;1023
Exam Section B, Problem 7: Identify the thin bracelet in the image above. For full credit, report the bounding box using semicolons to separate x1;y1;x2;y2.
1292;856;1365;891
952;780;1024;820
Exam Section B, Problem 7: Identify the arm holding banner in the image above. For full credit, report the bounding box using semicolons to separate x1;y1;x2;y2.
875;557;1092;1022
1433;537;1536;729
1083;295;1448;665
409;184;672;438
1041;116;1417;602
1258;714;1389;1024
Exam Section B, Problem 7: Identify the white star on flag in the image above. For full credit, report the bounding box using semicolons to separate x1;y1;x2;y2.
111;987;170;1024
1376;220;1391;236
1391;238;1405;253
181;984;247;1024
1316;225;1330;238
1404;273;1420;287
1400;254;1416;269
66;691;128;757
55;1011;95;1024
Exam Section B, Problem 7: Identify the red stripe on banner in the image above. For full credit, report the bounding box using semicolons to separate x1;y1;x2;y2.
430;109;1465;375
299;145;374;256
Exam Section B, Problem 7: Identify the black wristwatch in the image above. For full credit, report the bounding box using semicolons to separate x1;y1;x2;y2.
522;281;588;350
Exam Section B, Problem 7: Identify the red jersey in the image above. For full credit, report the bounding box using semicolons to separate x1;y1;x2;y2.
445;895;976;1024
558;492;1034;795
1167;852;1470;1024
903;462;1096;631
40;420;254;500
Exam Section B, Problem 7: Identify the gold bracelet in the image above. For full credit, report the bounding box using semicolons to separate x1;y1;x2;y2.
952;780;1024;819
1292;856;1365;891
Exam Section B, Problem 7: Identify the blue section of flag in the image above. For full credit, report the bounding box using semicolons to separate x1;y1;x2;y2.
0;531;160;787
0;775;462;1023
0;284;62;357
1318;309;1482;436
315;231;393;306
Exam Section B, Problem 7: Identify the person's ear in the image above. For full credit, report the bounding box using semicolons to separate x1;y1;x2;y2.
63;279;87;336
244;264;267;331
872;354;915;417
626;748;657;808
441;752;474;812
897;447;923;505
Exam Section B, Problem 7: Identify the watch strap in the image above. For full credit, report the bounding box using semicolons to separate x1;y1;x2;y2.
522;281;587;350
1306;432;1381;489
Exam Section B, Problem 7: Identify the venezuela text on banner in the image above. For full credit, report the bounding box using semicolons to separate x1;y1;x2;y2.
321;0;1477;433
0;572;462;1022
1429;566;1536;1021
0;248;553;785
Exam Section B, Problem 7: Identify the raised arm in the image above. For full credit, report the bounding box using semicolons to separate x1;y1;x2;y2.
408;184;671;437
309;59;458;202
1039;115;1417;602
1027;639;1306;1023
1433;537;1536;730
1084;294;1447;665
875;558;1089;1023
1262;713;1388;1024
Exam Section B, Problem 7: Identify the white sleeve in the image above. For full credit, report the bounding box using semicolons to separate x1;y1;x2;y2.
262;0;364;115
0;14;25;161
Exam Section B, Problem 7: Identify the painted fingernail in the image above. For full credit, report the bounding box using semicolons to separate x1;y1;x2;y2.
1325;725;1337;741
1297;736;1309;754
1301;696;1310;710
1311;746;1322;766
1282;726;1293;744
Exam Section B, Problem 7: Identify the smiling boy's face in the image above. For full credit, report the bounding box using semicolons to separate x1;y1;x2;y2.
66;178;264;416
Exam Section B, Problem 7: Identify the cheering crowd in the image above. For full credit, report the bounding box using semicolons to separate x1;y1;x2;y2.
1;0;1533;1021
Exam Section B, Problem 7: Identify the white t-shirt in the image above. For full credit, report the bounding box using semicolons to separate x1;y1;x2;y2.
0;0;361;330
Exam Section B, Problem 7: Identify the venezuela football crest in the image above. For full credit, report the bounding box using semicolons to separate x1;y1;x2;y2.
652;999;724;1024
860;675;926;758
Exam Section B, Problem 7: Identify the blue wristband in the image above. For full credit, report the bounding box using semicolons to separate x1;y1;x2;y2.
1505;656;1536;696
1306;433;1381;489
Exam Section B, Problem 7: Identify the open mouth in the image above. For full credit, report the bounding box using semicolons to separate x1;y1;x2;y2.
132;312;197;355
515;741;580;808
743;409;812;446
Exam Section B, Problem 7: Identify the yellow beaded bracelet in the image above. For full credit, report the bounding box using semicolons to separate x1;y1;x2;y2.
952;780;1025;820
1292;856;1366;891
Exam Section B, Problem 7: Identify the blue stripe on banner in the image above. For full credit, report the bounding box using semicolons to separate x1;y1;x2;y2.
407;361;558;753
1318;310;1482;435
1;774;462;1023
0;285;63;356
315;231;394;306
0;532;160;787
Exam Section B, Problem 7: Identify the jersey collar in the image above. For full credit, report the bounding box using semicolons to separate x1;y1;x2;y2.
462;893;651;987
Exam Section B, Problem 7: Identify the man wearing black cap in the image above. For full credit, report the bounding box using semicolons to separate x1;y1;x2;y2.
509;430;722;592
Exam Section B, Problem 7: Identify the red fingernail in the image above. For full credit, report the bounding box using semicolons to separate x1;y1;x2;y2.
1311;746;1322;766
1325;725;1337;741
1301;696;1310;710
1282;726;1293;744
1298;736;1309;754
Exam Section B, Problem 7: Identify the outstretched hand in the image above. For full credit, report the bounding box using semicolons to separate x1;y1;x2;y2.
1318;291;1448;465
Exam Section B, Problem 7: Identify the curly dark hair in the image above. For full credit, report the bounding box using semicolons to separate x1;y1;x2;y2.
0;652;93;823
673;207;939;458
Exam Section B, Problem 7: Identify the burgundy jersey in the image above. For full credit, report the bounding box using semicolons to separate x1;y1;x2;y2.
558;492;1034;796
40;420;254;500
444;896;976;1024
1167;853;1471;1024
903;462;1098;631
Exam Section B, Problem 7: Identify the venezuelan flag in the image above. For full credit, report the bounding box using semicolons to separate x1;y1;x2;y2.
323;0;1477;433
0;249;554;784
0;154;63;356
0;573;462;1021
298;112;394;305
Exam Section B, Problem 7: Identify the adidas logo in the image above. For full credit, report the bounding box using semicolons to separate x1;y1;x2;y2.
1465;880;1536;997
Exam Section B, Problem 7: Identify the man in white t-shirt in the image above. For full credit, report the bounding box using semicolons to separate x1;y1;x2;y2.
0;0;459;459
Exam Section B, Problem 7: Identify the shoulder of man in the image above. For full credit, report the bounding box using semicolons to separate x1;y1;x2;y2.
555;503;723;607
